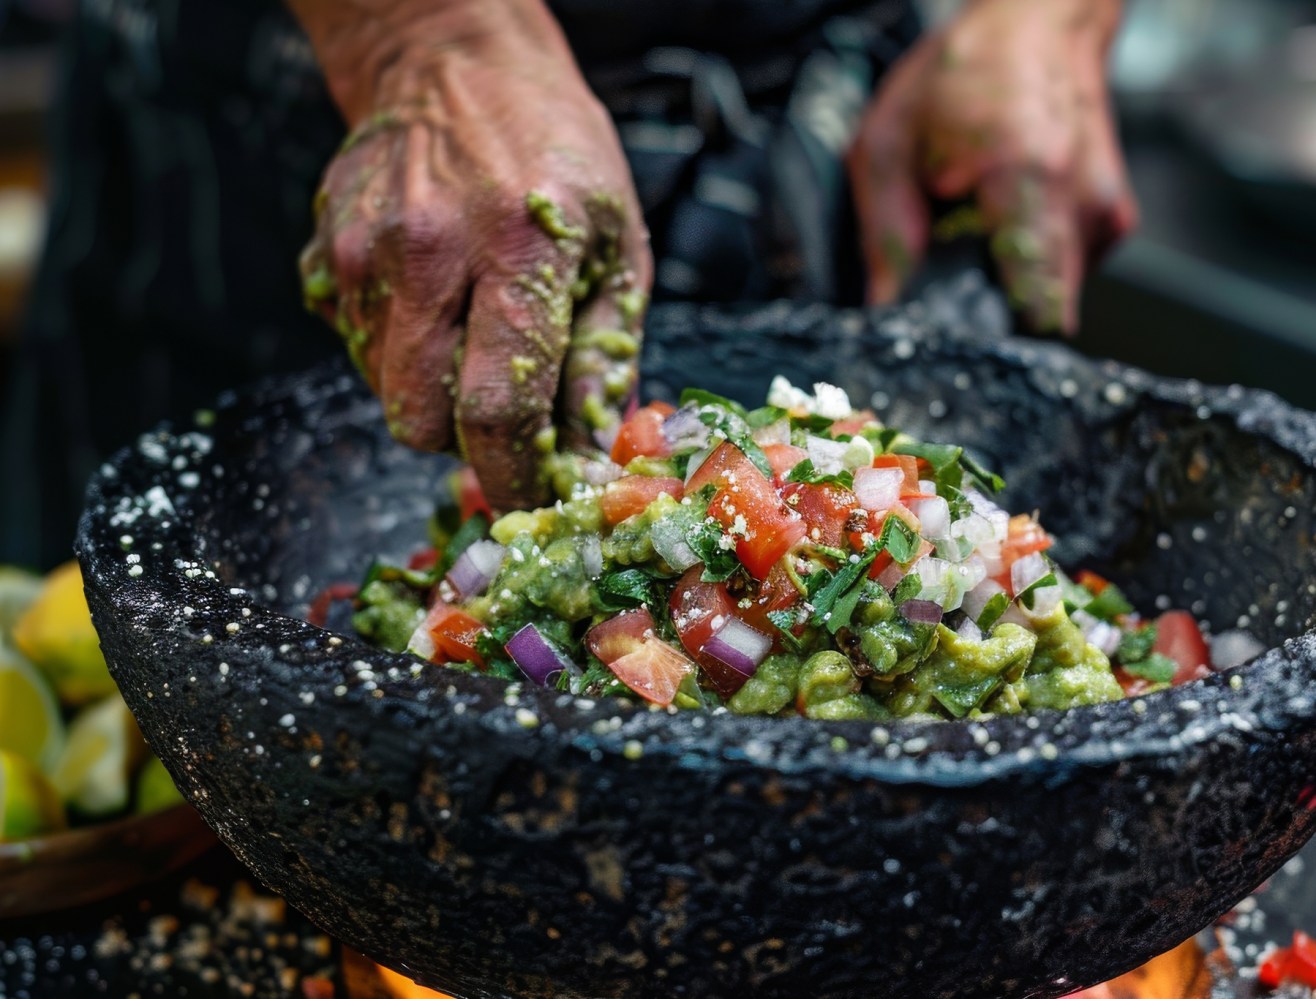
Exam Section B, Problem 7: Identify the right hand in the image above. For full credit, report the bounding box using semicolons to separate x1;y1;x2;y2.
295;0;651;510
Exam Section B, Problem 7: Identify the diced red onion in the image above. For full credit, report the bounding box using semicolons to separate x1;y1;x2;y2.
806;435;849;475
908;496;950;539
751;418;791;447
583;460;624;487
505;623;579;686
900;599;944;625
579;535;603;578
662;405;711;452
652;519;700;572
877;560;907;590
956;617;983;642
701;618;772;678
1073;611;1122;656
1020;585;1063;619
445;539;506;598
914;557;951;606
683;443;717;486
593;424;620;454
853;467;904;512
951;512;996;547
961;578;1006;625
1210;629;1265;669
1010;552;1050;598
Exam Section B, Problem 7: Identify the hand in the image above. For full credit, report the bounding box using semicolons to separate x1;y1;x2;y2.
847;0;1136;333
293;0;651;509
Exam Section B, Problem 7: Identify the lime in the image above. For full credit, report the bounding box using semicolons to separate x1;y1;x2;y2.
51;694;147;818
0;639;65;774
134;754;184;815
12;560;117;706
0;566;42;636
0;748;67;841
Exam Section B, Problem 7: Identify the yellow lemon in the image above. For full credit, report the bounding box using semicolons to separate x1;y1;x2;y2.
51;694;147;818
134;754;184;815
0;566;43;636
0;640;65;774
0;748;67;841
12;560;117;706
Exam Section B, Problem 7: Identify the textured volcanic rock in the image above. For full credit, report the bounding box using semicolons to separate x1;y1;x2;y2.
78;278;1316;999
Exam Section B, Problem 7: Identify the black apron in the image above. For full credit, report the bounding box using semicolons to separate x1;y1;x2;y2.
0;0;918;568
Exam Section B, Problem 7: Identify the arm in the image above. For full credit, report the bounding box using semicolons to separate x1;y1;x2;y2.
847;0;1135;333
289;0;652;509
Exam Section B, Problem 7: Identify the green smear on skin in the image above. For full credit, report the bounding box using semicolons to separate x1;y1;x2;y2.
526;191;586;243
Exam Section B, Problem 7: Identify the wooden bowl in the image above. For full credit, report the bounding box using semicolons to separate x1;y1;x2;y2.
0;803;216;918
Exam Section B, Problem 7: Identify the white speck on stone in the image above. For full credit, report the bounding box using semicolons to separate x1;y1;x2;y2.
128;564;143;577
515;708;539;729
623;740;644;760
279;713;295;728
218;662;229;677
225;622;240;634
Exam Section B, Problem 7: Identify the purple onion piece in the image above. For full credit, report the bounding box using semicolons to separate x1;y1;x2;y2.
900;599;944;626
445;539;506;598
505;623;580;687
701;618;772;678
662;404;710;452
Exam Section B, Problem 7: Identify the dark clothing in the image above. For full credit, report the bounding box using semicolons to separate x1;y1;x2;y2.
1;0;918;568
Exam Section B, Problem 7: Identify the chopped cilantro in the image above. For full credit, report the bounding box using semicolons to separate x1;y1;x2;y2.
1083;582;1134;621
1121;652;1176;684
977;591;1010;631
1117;624;1158;664
595;568;662;612
687;520;740;582
785;459;854;490
767;609;807;654
877;514;919;564
1017;571;1058;610
810;548;880;628
891;573;922;605
680;387;748;417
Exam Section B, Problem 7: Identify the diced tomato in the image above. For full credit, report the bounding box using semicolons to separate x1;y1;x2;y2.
586;607;656;664
872;454;921;497
694;442;807;579
867;549;894;581
781;482;860;550
1075;569;1110;596
762;443;808;479
1260;932;1316;989
606;636;695;706
1154;610;1211;685
455;466;493;521
600;475;684;525
306;582;359;629
407;547;439;571
670;567;747;695
685;440;759;494
426;604;489;668
991;513;1054;588
830;410;879;436
737;562;802;635
610;403;674;466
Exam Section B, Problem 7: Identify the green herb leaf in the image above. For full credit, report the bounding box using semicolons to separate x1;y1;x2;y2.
595;568;660;611
1117;624;1158;664
891;572;922;605
1083;582;1134;621
893;441;962;473
960;451;1005;494
679;387;748;418
810;549;880;628
767;609;807;654
687;520;740;582
745;405;788;428
977;591;1010;631
1121;652;1176;684
785;459;854;489
1017;571;1058;610
877;514;919;564
789;412;837;434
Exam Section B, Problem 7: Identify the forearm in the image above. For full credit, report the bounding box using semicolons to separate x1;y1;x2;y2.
285;0;573;123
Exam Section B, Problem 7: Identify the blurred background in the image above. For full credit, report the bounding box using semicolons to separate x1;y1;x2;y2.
8;0;1316;406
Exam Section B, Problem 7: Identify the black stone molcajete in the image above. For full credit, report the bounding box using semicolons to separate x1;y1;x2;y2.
78;282;1316;999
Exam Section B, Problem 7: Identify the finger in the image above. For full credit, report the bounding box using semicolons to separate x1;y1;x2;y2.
1074;94;1139;262
976;167;1084;335
374;123;471;451
847;54;932;306
559;196;652;454
457;251;583;511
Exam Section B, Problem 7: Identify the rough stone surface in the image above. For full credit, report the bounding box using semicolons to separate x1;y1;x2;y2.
78;278;1316;999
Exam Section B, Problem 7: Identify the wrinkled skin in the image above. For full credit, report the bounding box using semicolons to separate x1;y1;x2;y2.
294;0;650;510
848;0;1136;333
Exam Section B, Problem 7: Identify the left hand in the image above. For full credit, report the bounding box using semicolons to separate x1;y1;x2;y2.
846;0;1137;333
